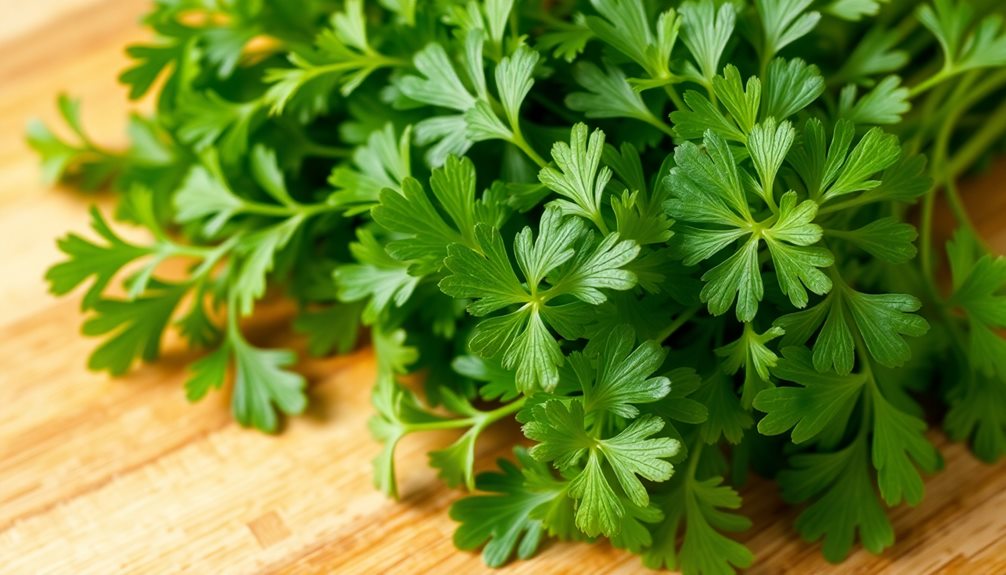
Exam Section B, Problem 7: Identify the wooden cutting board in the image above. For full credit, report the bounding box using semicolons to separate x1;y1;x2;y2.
1;1;1004;573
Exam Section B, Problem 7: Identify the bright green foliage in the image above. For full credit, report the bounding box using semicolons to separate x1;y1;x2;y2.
82;285;187;375
524;400;680;537
183;292;309;433
717;324;784;408
755;347;867;444
763;344;940;555
329;123;412;213
918;0;1006;80
775;278;929;375
451;448;571;567
838;77;911;125
779;436;894;562
46;207;153;309
947;230;1006;379
440;206;638;392
643;440;753;574
373;155;504;273
680;0;736;85
566;63;664;129
33;0;1006;573
539;123;614;229
577;325;671;418
586;0;680;89
667;130;834;321
755;0;821;64
265;0;401;114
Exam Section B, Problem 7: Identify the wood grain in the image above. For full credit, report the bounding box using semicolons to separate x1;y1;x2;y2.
1;2;1004;574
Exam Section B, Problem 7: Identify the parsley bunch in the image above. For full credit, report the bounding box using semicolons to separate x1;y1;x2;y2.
32;0;1006;572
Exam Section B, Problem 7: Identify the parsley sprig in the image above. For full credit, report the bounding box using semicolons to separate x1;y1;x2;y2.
33;0;1006;572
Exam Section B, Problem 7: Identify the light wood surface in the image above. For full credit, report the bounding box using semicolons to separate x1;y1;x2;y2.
1;2;1004;573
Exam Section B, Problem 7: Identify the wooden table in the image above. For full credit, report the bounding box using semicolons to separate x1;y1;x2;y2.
1;2;1004;573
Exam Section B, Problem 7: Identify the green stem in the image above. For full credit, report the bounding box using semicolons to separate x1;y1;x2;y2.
906;80;953;156
511;128;548;169
403;397;527;433
663;83;686;111
908;69;951;99
685;438;704;483
302;142;352;159
919;187;937;280
657;305;701;342
704;78;718;106
591;211;611;235
919;72;1006;282
240;199;337;219
225;286;243;339
919;77;969;280
644;113;677;139
403;418;479;432
943;178;977;236
188;236;241;280
945;98;1006;180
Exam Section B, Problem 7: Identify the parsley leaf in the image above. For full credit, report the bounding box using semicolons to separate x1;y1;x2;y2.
335;229;420;323
755;0;821;65
566;62;668;133
440;206;638;391
667;130;833;320
451;447;569;567
717;324;785;409
265;0;402;115
680;0;736;85
756;346;867;444
918;0;1006;82
46;207;152;309
524;400;680;537
586;0;680;89
576;325;671;418
373;155;490;272
329;124;412;214
82;284;187;375
775;277;929;374
946;373;1006;463
947;230;1006;379
643;439;754;574
539;123;614;231
779;436;894;562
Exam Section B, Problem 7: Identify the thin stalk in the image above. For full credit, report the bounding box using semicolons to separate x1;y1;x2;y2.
590;211;611;235
643;113;677;139
945;98;1006;180
511;127;548;169
908;69;951;99
663;83;686;111
920;185;937;280
685;438;704;485
302;142;352;159
403;397;526;433
657;305;701;342
240;198;338;219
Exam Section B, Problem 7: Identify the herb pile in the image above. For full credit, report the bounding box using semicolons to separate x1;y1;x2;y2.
31;0;1006;572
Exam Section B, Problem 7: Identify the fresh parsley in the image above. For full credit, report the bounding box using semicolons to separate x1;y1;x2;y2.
33;0;1006;573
